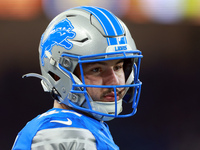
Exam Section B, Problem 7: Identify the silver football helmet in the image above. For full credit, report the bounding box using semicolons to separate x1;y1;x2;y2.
24;6;143;121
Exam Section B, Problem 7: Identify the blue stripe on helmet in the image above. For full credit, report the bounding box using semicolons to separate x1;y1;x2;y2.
80;6;115;36
78;6;126;45
107;37;127;46
107;37;118;45
97;7;124;36
118;36;127;44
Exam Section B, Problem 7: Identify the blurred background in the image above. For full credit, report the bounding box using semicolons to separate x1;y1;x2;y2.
0;0;200;149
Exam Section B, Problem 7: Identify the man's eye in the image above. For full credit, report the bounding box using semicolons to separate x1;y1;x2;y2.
114;65;123;71
91;67;101;73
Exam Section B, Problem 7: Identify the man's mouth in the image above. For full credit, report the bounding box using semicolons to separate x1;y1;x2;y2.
102;89;125;102
103;92;117;102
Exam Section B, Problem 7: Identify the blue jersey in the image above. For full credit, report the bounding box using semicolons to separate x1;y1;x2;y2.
12;108;119;150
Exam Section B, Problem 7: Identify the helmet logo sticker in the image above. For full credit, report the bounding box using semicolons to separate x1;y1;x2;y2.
115;45;127;51
40;18;76;66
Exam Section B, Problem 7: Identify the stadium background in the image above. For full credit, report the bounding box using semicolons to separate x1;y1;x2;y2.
0;0;200;149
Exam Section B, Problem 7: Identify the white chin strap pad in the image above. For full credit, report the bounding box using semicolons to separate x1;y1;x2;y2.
89;99;123;121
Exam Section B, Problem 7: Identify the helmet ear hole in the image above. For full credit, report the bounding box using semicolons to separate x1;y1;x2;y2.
48;71;60;81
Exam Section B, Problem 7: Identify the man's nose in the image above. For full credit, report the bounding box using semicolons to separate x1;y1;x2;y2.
103;69;119;85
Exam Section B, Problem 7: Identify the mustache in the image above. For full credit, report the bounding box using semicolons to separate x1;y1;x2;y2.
100;88;125;99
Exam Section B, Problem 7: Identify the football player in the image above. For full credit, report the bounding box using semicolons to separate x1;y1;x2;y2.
12;6;142;150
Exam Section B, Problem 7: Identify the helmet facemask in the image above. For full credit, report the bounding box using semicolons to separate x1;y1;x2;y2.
57;51;142;121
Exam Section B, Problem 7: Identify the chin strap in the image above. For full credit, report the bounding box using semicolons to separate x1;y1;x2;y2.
83;99;123;121
22;73;53;92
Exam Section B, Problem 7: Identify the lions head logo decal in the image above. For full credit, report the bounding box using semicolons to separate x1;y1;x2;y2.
40;18;76;66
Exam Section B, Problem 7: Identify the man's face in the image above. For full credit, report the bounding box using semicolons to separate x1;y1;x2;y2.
75;59;126;102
